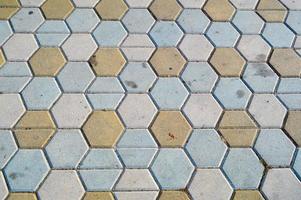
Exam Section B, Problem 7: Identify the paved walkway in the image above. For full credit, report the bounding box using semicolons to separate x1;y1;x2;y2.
0;0;301;199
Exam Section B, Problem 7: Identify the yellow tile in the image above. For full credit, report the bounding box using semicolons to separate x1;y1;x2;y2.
257;10;287;22
0;0;20;7
284;111;301;146
151;111;192;147
150;48;186;77
29;48;66;76
0;49;5;68
257;0;286;10
203;0;235;21
6;193;37;200
158;191;191;200
219;111;257;128
83;192;115;200
41;0;74;20
14;129;55;148
219;129;258;147
16;111;56;129
95;0;128;20
89;48;126;76
269;48;301;77
149;0;182;20
210;48;246;77
0;7;19;20
83;111;124;147
233;190;264;200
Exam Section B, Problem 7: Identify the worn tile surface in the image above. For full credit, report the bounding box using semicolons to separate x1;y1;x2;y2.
0;0;301;198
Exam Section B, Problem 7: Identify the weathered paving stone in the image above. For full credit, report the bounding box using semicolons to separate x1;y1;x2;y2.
6;193;38;200
284;111;301;146
122;9;155;33
114;191;159;200
203;0;235;21
83;192;115;200
41;0;74;20
0;172;8;199
0;130;17;169
256;0;287;22
149;0;182;20
95;0;128;20
232;190;264;200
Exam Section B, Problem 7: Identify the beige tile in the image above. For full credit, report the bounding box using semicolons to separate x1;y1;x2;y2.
0;7;19;20
218;111;258;147
150;48;186;77
6;193;37;200
83;111;124;147
41;0;74;19
256;0;287;22
257;0;286;10
15;111;56;129
149;0;182;20
29;48;66;76
203;0;235;21
210;48;246;77
151;111;192;147
0;0;20;7
284;111;301;146
0;49;5;68
158;190;191;200
14;129;55;149
233;190;264;200
95;0;128;20
269;48;301;77
83;192;115;200
89;48;126;76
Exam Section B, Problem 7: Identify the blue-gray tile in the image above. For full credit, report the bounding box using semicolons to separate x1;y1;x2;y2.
232;10;264;34
176;9;210;33
117;129;157;148
122;9;155;33
37;20;70;33
0;62;32;76
36;33;69;46
86;94;124;110
293;148;301;180
117;148;157;168
0;77;31;93
66;8;100;32
0;20;12;46
10;8;44;32
286;11;301;34
278;94;301;110
87;77;124;93
262;23;295;48
0;130;17;169
277;78;301;93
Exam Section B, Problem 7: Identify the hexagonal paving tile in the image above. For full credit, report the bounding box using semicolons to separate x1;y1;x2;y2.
183;94;222;128
149;0;182;20
284;111;301;146
214;78;252;109
249;94;287;128
269;48;301;77
230;0;258;9
118;94;157;128
203;0;235;21
186;129;227;167
206;22;240;47
151;148;194;189
222;148;264;189
262;169;301;200
0;94;25;128
10;8;44;32
243;63;279;93
66;8;100;32
21;77;61;110
117;148;157;168
277;78;301;93
41;0;74;19
254;129;295;167
0;20;12;46
38;170;85;200
6;193;37;200
218;110;258;147
178;0;206;8
62;34;97;61
188;169;233;200
210;48;246;77
57;62;95;92
150;21;183;47
4;149;50;192
3;34;38;61
256;0;287;22
89;48;126;76
233;190;264;200
181;62;218;93
29;47;66;76
72;0;99;7
177;9;209;34
262;23;295;48
158;191;190;200
51;94;92;128
0;130;17;169
293;148;301;179
93;21;127;46
122;9;155;33
115;191;158;200
237;35;271;62
232;10;264;34
95;0;128;20
150;111;192;147
0;172;8;200
46;129;88;168
120;62;156;93
179;34;213;61
149;48;186;77
14;111;56;149
83;111;124;147
87;77;124;93
150;78;188;109
286;11;301;34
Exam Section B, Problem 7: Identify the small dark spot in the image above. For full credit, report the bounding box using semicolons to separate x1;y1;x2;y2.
125;81;138;88
89;55;98;66
142;63;148;68
28;11;33;15
254;64;274;77
169;67;173;70
168;133;175;140
236;90;245;98
255;54;266;61
9;173;24;180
